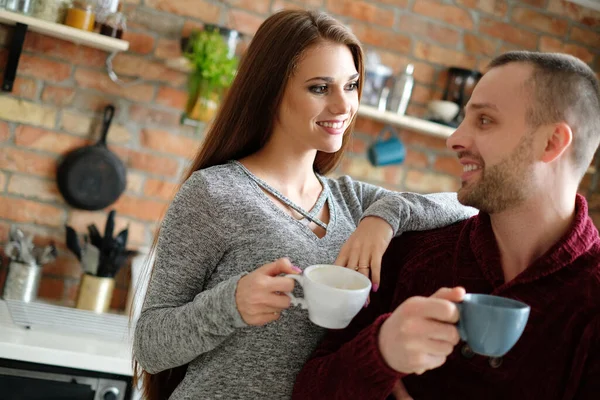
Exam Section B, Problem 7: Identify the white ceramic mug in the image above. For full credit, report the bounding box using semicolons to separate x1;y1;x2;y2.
284;264;372;329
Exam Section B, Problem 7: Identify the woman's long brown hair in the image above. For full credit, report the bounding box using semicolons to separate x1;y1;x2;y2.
132;9;364;400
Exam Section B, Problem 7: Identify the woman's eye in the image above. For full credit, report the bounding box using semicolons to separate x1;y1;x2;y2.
310;85;328;94
346;81;359;91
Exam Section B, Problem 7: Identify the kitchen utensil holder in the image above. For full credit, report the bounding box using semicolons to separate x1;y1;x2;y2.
76;273;115;313
2;261;42;302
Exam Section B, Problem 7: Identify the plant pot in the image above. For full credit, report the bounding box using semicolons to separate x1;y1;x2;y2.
186;79;225;122
75;274;115;313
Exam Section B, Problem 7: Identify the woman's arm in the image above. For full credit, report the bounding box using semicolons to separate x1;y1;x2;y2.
133;172;247;374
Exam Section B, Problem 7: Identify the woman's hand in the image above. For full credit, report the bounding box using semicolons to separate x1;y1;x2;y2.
334;216;393;291
236;257;302;326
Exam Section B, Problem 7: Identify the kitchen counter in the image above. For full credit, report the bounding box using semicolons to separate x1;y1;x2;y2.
0;300;133;376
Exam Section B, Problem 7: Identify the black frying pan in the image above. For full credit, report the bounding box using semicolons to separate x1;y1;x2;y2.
57;105;127;211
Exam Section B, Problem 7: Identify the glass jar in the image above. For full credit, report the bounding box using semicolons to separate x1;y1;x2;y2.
5;0;36;14
32;0;71;23
99;6;125;39
64;0;95;31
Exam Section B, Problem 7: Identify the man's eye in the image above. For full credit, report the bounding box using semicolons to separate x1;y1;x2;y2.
479;116;492;125
310;85;327;94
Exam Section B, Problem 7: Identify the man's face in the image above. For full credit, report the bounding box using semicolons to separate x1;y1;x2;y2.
446;63;540;213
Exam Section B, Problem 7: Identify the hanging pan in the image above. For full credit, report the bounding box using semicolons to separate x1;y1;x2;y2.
57;105;127;210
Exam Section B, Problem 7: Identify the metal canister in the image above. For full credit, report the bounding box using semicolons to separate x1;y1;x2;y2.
5;0;35;14
2;261;42;302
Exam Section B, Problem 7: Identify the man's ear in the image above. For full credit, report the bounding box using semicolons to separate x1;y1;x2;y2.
540;122;572;164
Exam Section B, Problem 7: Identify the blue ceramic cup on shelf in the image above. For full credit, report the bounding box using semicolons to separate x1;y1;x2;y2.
456;294;530;357
367;126;406;167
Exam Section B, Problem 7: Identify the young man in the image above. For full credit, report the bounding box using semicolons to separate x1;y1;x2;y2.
293;51;600;400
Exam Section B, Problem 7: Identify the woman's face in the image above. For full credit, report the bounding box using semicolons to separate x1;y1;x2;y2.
273;41;360;154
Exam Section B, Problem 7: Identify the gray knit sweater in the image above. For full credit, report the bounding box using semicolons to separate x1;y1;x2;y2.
133;161;476;399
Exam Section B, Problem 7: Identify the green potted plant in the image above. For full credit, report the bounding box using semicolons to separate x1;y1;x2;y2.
183;26;239;122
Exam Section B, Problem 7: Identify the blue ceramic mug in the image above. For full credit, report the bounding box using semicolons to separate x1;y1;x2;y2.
456;294;530;357
367;126;406;167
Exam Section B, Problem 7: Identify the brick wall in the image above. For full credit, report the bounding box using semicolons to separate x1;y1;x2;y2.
0;0;599;308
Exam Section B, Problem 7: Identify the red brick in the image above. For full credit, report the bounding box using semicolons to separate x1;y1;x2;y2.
414;42;476;69
15;126;88;155
227;0;270;14
42;254;82;280
112;194;168;222
67;209;147;245
24;33;79;60
155;39;181;60
397;16;461;46
511;7;569;36
413;0;474;29
156;86;188;110
433;155;462;176
410;84;434;104
41;86;76;107
0;25;9;46
74;69;155;102
404;169;460;193
349;135;368;154
520;0;546;7
479;18;539;49
140;129;201;159
144;179;180;201
570;26;600;48
145;0;221;22
122;31;156;54
7;175;62;203
182;20;205;38
226;9;266;36
0;148;57;178
404;148;430;168
455;0;508;17
0;121;9;142
12;77;38;100
372;0;407;5
76;47;108;68
111;53;187;87
122;149;180;177
464;34;498;56
0;196;64;227
547;0;600;27
354;117;386;137
327;0;395;27
539;37;595;64
349;23;412;53
400;129;449;151
128;105;180;127
271;0;306;11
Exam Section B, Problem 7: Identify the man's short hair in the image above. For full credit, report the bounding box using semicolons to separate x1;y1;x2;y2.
489;51;600;179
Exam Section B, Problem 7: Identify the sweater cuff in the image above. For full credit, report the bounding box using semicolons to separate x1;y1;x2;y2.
361;198;403;237
368;313;407;379
345;312;404;394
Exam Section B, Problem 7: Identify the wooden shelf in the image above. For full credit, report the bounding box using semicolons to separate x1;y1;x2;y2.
357;105;455;139
0;10;129;52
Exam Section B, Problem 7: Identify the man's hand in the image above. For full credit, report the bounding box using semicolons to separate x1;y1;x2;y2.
378;287;465;375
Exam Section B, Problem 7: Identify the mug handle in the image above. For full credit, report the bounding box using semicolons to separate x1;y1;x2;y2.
283;274;308;310
455;302;468;342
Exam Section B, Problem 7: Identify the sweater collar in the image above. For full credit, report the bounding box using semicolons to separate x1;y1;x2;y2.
467;194;599;290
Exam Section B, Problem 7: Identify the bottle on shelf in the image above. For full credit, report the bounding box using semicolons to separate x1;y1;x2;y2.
386;64;415;116
99;2;125;39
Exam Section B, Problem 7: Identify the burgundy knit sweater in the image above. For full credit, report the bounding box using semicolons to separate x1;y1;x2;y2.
293;195;600;400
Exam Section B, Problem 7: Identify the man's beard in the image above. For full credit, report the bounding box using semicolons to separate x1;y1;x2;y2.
458;133;535;214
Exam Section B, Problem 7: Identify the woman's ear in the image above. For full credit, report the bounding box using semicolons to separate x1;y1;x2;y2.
540;122;572;164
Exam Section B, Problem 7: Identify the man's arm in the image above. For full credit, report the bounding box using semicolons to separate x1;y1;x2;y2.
572;316;600;399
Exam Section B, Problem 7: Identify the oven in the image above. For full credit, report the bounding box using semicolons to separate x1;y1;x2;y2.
0;358;132;400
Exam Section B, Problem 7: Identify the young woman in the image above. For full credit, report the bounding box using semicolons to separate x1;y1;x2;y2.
133;10;475;400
